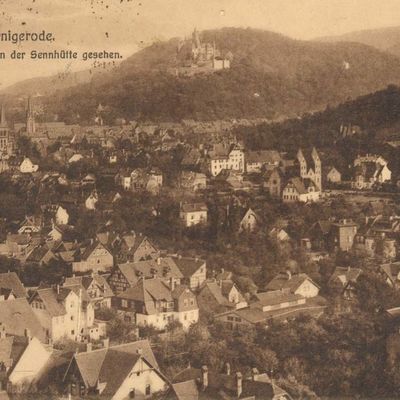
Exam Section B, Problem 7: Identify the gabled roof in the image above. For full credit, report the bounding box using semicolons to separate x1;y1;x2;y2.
265;273;319;293
0;298;45;342
72;340;160;396
171;256;205;278
64;274;114;298
31;287;72;317
381;262;400;283
117;257;183;286
118;278;172;314
200;281;232;308
0;272;27;298
79;240;111;261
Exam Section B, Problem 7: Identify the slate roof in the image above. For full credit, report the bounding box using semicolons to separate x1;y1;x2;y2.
117;278;172;314
199;281;231;308
170;380;199;400
0;272;27;298
31;288;71;317
172;256;205;278
73;340;161;396
0;298;45;342
64;274;114;298
381;262;400;284
117;257;183;285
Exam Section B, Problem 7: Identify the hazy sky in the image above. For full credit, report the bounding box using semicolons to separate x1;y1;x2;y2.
1;0;400;87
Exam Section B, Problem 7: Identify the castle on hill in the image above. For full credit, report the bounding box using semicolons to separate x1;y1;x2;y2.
174;28;232;76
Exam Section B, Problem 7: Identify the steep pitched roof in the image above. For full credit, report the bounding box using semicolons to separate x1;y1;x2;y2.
0;298;45;342
73;340;161;396
31;288;71;317
172;256;205;278
0;272;27;298
118;278;172;314
64;274;114;298
200;281;231;308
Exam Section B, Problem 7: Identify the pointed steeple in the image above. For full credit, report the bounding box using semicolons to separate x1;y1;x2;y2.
26;96;36;135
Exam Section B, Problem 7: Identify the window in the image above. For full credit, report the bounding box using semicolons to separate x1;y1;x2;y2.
122;299;128;308
145;385;151;396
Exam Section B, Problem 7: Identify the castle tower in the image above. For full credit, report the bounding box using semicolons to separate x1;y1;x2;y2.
26;96;36;136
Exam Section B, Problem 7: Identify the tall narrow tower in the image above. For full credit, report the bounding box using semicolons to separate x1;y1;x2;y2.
26;96;36;136
0;105;10;153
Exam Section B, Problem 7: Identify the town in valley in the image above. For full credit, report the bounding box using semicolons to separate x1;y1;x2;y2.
2;19;400;400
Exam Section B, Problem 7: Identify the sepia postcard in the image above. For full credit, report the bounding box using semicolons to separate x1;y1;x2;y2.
2;0;400;399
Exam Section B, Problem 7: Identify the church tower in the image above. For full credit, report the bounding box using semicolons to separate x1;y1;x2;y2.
26;96;36;136
0;105;10;154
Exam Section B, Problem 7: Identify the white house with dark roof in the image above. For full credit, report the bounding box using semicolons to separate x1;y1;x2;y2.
108;257;183;294
29;286;95;342
63;340;169;399
72;239;114;273
64;272;114;309
114;278;199;330
282;177;320;203
208;143;244;177
265;272;320;298
180;203;208;227
245;150;282;173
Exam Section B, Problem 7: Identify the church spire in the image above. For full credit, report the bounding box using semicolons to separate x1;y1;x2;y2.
26;96;36;136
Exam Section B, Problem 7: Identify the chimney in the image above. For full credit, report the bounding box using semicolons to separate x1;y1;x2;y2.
225;362;231;376
251;367;259;381
86;342;92;352
103;337;110;348
201;366;208;390
24;328;32;341
236;372;242;398
157;257;161;265
170;277;175;291
0;323;6;339
286;270;292;280
56;284;60;295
